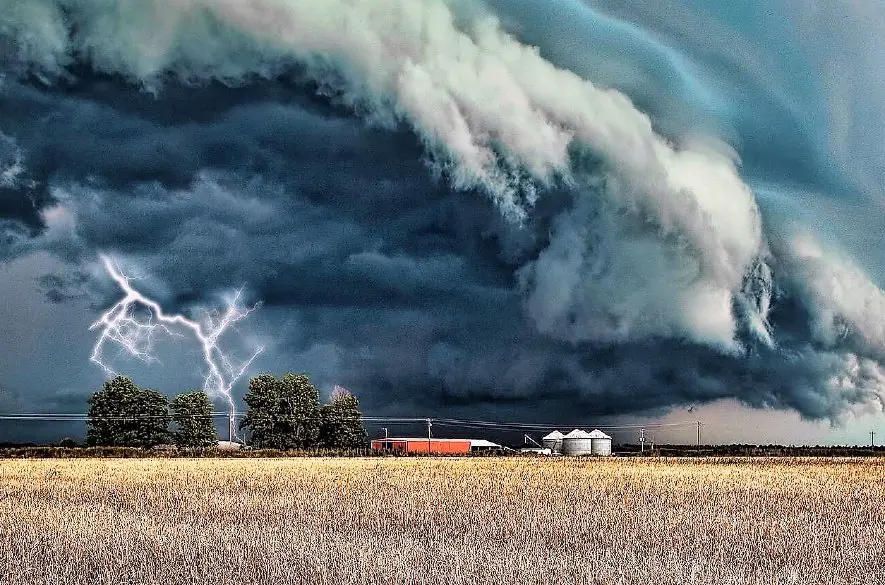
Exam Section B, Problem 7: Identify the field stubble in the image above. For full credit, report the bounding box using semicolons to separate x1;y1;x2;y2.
0;457;883;585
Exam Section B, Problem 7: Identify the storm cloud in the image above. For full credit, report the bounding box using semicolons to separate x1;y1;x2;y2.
1;0;885;425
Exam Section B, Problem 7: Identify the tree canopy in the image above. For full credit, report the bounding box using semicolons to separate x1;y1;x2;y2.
240;373;322;449
86;376;170;447
240;373;361;450
238;373;279;448
278;372;322;449
85;372;363;452
170;390;217;448
320;386;368;449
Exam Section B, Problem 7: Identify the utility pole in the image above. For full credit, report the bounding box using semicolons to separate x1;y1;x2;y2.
382;427;389;439
871;431;876;447
697;421;702;446
228;413;234;443
426;418;433;455
639;428;645;454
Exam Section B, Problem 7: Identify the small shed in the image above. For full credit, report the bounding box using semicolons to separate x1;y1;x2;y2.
216;440;245;451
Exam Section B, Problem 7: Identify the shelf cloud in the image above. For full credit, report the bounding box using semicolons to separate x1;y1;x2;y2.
1;0;884;423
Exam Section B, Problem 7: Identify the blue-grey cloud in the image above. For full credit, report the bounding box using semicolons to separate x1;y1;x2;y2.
1;0;884;434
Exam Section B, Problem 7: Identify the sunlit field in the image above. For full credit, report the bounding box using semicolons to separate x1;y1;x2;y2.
1;457;883;585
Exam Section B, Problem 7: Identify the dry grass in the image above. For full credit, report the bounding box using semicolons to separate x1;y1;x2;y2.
0;457;883;585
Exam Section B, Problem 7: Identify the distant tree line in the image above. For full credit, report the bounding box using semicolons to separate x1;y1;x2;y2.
86;373;367;450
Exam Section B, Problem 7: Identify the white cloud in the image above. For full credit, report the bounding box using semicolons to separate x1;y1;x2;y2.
781;232;885;361
0;132;26;189
7;0;885;397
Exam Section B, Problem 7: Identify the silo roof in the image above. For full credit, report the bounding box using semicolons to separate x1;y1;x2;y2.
587;429;612;439
564;429;591;439
542;430;564;440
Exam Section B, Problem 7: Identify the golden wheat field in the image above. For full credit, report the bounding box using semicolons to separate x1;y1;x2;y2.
0;457;883;585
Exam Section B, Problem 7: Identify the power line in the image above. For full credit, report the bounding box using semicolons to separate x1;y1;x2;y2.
428;417;699;431
0;413;700;428
0;412;703;438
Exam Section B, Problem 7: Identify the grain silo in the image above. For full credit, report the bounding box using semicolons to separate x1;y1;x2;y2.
562;429;593;456
542;430;564;453
588;429;612;456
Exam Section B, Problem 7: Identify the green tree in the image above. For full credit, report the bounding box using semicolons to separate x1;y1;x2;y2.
170;390;217;448
86;376;170;447
320;386;367;449
278;372;322;449
240;373;280;448
240;373;322;450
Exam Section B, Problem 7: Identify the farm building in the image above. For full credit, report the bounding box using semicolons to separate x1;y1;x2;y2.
469;439;505;453
587;429;613;456
559;429;612;456
216;440;245;451
562;429;593;455
542;430;564;453
370;437;502;454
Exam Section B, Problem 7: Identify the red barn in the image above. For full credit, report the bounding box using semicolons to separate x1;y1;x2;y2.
370;437;472;455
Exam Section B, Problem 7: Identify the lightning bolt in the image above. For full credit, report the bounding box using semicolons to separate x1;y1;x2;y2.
89;254;263;440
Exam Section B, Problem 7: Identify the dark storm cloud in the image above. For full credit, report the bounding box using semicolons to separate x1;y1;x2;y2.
1;0;884;427
0;129;42;229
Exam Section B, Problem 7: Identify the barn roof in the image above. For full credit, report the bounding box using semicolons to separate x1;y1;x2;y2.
469;439;502;448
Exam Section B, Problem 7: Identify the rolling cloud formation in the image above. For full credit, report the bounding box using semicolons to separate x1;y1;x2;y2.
1;0;885;421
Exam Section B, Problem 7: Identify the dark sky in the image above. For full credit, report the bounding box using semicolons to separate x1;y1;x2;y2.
2;0;885;444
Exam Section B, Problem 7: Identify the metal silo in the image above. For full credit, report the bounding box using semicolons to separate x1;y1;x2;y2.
588;429;612;456
562;429;593;456
542;430;564;453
